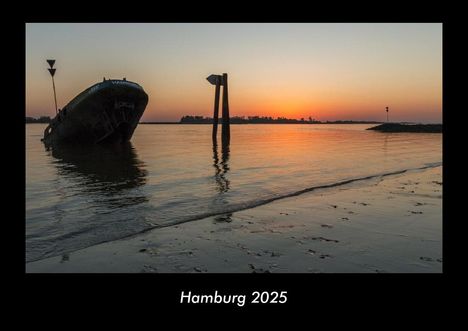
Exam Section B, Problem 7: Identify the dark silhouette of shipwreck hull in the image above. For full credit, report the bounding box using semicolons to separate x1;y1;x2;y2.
43;79;148;145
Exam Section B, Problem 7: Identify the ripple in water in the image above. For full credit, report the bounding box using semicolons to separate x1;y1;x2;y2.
26;124;442;262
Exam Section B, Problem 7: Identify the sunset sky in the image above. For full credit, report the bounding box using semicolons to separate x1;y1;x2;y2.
26;23;442;123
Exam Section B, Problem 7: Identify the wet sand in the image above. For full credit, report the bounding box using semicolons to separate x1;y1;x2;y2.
26;166;442;273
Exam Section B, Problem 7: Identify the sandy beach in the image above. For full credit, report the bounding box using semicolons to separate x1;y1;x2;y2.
26;166;442;273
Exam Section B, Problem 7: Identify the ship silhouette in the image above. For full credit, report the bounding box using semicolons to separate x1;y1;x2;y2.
43;78;148;145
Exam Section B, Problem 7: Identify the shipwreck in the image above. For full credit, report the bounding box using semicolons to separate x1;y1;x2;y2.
42;78;148;146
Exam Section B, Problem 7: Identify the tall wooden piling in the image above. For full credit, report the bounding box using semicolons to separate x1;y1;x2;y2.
207;73;230;144
212;77;221;141
207;74;222;142
221;73;230;144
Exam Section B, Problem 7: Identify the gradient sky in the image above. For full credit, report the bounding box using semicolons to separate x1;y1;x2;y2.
26;23;442;123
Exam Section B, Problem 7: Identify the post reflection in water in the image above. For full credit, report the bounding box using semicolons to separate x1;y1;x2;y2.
212;141;230;193
48;142;148;209
382;133;389;159
212;140;232;223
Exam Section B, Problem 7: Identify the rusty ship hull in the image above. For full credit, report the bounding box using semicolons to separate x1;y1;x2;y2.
43;79;148;146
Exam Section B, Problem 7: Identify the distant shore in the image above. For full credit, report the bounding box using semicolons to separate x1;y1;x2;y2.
367;123;442;133
26;117;441;129
27;119;382;125
179;116;382;124
140;121;383;125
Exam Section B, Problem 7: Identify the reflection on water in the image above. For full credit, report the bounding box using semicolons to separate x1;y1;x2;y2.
383;133;389;157
26;141;151;262
213;141;232;223
49;142;148;207
27;124;442;262
212;140;232;223
212;141;230;193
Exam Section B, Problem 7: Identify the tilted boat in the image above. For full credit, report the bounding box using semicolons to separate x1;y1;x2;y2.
42;78;148;145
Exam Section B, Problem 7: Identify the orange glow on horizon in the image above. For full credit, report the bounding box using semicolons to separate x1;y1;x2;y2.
26;23;442;124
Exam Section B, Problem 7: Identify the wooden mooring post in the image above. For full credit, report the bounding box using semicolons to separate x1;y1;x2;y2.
207;74;221;141
221;73;230;144
207;73;230;144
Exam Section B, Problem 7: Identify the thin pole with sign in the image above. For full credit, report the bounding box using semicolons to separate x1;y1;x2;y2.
47;59;58;115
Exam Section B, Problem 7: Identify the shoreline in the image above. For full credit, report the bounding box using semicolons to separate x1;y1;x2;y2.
26;165;442;273
367;123;442;133
140;122;383;125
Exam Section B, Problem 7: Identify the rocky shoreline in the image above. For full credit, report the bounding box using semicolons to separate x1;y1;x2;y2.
367;123;442;133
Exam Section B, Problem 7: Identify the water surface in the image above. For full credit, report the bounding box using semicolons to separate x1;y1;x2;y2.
26;124;442;262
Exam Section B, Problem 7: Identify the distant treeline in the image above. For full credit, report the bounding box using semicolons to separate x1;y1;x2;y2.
26;116;51;123
179;115;381;124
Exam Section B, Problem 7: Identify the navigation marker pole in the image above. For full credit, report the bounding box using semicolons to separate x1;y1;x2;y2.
47;59;58;114
386;106;389;123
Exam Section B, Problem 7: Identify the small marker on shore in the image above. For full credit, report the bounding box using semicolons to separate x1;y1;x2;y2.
47;59;58;115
